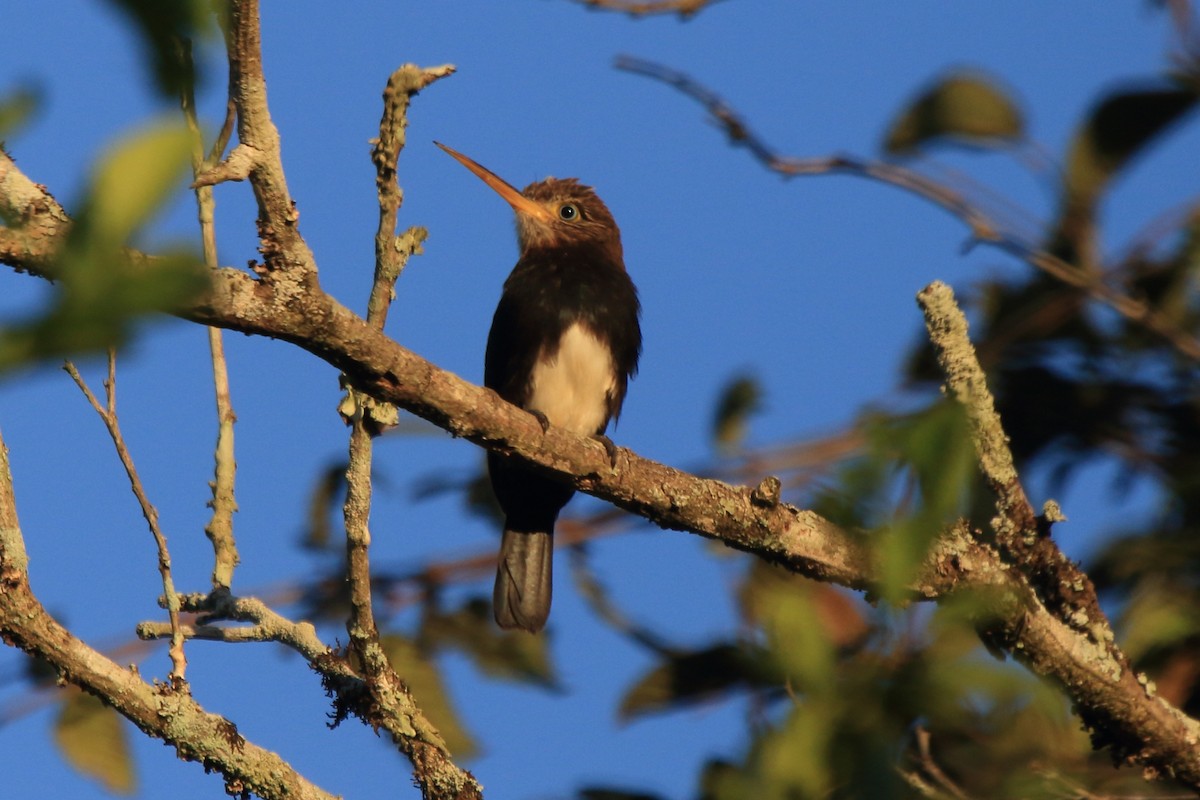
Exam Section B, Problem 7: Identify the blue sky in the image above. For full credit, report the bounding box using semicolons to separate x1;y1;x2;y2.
2;2;1197;798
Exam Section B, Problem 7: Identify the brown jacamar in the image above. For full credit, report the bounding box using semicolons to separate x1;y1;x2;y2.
436;142;642;633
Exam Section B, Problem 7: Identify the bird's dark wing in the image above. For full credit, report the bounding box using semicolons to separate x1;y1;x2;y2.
586;264;641;425
484;276;552;407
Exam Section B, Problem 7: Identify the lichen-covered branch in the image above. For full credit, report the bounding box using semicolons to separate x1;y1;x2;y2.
0;430;338;800
916;281;1200;779
4;137;1200;786
335;59;480;800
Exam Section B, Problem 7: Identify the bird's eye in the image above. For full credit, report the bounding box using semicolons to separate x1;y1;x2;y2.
558;203;579;221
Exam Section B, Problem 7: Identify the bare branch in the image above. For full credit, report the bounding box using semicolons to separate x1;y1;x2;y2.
223;0;316;277
182;45;241;591
63;354;188;684
336;60;480;800
615;56;1200;361
0;429;338;800
138;592;331;663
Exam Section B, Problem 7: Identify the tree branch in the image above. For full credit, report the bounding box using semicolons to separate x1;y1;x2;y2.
181;42;241;591
0;429;338;800
63;353;189;684
334;59;481;800
614;55;1200;362
4;138;1200;785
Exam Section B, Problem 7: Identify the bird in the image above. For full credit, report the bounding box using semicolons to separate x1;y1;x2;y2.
435;142;642;633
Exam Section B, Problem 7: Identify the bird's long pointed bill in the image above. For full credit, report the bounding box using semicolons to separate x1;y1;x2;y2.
435;141;554;222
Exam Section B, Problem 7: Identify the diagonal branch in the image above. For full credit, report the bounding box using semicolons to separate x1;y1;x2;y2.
614;55;1200;361
5;135;1200;791
63;353;189;684
0;429;337;800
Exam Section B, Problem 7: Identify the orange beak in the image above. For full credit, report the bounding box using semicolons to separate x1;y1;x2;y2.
435;142;554;223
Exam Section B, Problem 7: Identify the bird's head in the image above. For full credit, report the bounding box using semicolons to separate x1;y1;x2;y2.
436;142;623;263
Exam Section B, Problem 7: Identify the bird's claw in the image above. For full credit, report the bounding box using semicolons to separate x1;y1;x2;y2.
529;409;551;433
592;434;620;468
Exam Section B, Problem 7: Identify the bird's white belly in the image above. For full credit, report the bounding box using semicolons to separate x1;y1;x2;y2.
528;323;615;434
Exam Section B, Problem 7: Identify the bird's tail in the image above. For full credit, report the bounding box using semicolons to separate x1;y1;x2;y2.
494;525;553;633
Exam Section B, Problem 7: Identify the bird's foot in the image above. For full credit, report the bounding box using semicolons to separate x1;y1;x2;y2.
591;434;620;468
528;408;551;433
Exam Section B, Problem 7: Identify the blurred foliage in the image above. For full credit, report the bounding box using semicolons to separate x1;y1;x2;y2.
55;690;136;796
811;402;979;602
1052;83;1198;265
419;598;559;689
712;373;763;453
377;635;478;759
884;72;1024;154
0;119;208;368
0;85;41;143
103;0;216;99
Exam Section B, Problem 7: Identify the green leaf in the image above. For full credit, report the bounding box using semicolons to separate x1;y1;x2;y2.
699;703;837;800
1063;84;1197;207
379;634;479;759
884;72;1024;155
1051;83;1197;264
712;373;763;453
420;597;559;688
1119;582;1200;661
618;643;777;720
0;84;40;142
739;562;864;687
55;690;136;795
103;0;214;98
813;403;976;603
873;402;976;600
0;120;207;368
0;250;207;367
83;119;194;248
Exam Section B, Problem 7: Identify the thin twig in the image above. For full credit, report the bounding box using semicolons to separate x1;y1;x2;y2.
567;542;676;655
181;36;240;590
63;353;187;683
615;55;1200;361
0;438;336;798
138;591;331;664
344;63;454;667
913;726;971;800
